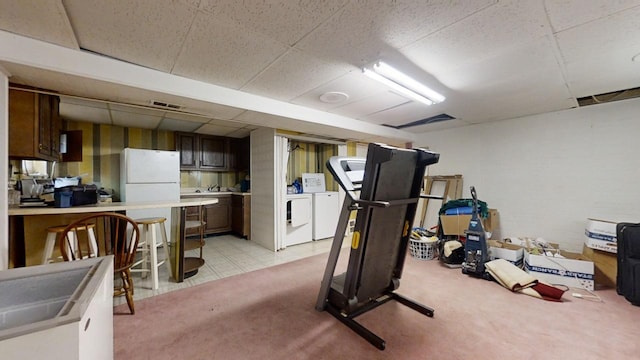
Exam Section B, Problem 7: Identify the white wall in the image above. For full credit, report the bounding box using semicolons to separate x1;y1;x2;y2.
416;98;640;252
250;128;277;251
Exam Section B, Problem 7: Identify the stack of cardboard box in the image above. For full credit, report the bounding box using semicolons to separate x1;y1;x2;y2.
582;219;618;288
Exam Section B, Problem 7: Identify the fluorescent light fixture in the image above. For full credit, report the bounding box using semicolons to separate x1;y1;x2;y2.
363;61;445;105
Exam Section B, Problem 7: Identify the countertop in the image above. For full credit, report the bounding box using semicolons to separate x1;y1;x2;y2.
8;198;219;216
180;190;250;197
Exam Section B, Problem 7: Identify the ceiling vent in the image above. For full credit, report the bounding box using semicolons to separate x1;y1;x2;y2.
383;113;455;129
577;86;640;107
150;100;183;110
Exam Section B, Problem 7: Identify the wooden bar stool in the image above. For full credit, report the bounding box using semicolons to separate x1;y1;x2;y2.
131;217;172;290
42;224;97;264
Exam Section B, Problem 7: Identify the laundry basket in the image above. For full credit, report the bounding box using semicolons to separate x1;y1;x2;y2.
409;237;438;260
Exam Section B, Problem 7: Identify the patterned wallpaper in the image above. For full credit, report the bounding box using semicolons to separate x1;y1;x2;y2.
11;121;357;197
56;121;239;199
286;140;339;191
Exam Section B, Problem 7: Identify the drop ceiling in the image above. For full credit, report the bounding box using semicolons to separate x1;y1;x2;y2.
0;0;638;143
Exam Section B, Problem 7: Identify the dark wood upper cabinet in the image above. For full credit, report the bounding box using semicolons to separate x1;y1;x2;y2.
200;136;228;170
61;130;83;162
9;89;62;162
175;132;231;171
230;136;250;172
49;95;61;160
176;132;198;170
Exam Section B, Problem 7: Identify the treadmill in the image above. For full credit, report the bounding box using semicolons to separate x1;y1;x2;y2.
315;142;440;350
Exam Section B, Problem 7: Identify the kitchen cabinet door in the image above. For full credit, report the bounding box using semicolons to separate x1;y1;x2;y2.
203;195;232;234
9;89;61;161
232;194;250;239
231;136;250;172
38;93;53;157
176;132;198;170
49;96;61;160
200;136;229;170
175;132;232;171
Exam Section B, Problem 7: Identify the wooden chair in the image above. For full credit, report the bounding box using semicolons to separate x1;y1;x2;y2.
59;212;140;314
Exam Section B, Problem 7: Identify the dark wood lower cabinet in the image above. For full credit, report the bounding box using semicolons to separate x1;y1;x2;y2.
203;195;232;234
231;194;251;239
183;195;232;237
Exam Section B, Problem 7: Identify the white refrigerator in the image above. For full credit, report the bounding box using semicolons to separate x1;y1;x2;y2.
120;148;180;236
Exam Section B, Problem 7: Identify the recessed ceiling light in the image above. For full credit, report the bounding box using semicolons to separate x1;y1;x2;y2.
319;91;349;104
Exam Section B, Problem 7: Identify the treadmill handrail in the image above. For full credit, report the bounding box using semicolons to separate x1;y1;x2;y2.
327;156;366;193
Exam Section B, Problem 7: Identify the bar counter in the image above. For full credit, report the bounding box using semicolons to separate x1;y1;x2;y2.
8;198;218;280
8;198;218;216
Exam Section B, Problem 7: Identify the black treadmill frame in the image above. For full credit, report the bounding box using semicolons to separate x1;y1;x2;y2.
315;143;440;350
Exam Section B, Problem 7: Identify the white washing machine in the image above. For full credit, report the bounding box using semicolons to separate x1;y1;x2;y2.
285;193;312;246
312;192;340;240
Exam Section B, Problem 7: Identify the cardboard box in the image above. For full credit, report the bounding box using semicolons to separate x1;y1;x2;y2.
582;245;617;288
440;208;498;236
488;240;524;267
584;218;617;254
524;249;595;291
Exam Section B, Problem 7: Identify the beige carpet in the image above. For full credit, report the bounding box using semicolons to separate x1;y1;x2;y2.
114;252;640;359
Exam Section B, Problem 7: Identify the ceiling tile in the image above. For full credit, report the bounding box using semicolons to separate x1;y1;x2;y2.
198;0;347;46
172;11;290;89
425;38;576;125
0;0;78;48
173;99;246;120
225;128;251;138
397;118;469;133
545;0;640;32
294;0;496;64
157;118;202;132
554;6;640;96
60;96;108;109
402;1;551;76
4;62;85;95
362;101;442;126
109;103;166;117
206;118;244;128
196;124;238;136
291;71;389;110
163;112;209;124
422;36;564;92
242;48;353;101
63;0;198;72
110;110;162;129
334;92;410;119
59;102;111;124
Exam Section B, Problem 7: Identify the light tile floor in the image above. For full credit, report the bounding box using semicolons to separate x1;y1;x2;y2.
115;234;345;306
